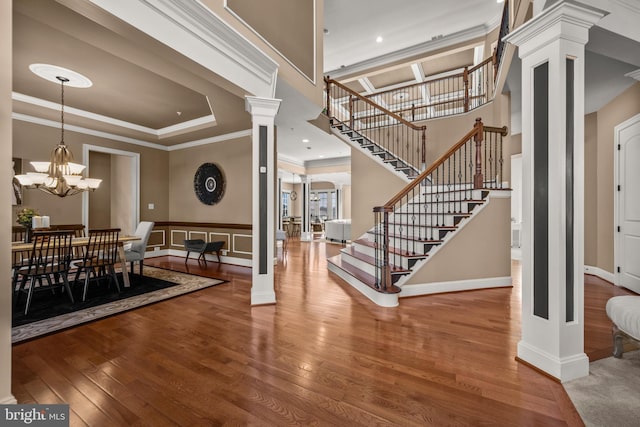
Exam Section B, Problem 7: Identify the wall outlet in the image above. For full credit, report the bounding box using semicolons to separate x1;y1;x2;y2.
148;203;154;210
221;250;228;256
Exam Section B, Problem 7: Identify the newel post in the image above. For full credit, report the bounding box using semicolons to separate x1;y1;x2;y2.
473;118;484;189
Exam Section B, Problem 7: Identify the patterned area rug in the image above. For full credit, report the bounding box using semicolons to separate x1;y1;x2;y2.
564;350;640;427
12;266;225;343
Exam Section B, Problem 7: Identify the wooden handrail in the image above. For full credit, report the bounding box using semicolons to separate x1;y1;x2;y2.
468;57;493;74
325;77;426;131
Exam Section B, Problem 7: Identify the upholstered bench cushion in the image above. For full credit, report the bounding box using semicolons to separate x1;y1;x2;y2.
606;296;640;341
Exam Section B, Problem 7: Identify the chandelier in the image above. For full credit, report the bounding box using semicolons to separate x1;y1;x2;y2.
15;75;101;197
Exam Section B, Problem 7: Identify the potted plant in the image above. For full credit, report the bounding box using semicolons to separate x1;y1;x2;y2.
16;207;39;243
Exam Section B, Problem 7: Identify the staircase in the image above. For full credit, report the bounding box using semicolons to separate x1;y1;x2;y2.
327;117;509;307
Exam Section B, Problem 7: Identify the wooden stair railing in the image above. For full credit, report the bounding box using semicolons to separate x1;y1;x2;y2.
372;118;508;291
329;2;509;125
325;77;427;172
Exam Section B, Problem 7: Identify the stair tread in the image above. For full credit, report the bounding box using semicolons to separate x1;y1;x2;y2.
384;223;458;229
327;255;402;294
407;199;485;205
341;247;417;272
393;212;472;217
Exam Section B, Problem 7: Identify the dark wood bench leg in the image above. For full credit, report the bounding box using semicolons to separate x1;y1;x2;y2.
613;324;624;358
185;252;190;264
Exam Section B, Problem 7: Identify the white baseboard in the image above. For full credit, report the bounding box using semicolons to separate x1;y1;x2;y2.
517;340;589;383
400;276;512;298
146;248;252;268
0;394;17;404
584;265;615;284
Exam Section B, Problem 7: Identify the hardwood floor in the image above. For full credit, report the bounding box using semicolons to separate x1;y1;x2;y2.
11;239;634;426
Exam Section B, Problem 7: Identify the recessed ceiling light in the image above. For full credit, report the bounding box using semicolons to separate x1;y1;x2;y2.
318;155;325;158
376;36;383;43
497;0;504;3
29;64;92;88
302;139;310;143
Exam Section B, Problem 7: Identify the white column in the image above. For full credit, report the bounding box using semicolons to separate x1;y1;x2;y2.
337;184;344;219
246;96;281;306
505;1;605;382
300;175;312;241
0;0;16;404
277;171;283;230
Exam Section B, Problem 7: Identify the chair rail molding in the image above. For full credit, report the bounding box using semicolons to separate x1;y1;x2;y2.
88;0;279;98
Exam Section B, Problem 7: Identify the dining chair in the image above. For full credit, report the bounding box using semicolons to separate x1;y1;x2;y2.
124;221;154;276
15;230;75;315
73;228;121;302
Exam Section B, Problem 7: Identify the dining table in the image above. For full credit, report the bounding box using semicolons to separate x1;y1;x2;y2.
11;235;141;288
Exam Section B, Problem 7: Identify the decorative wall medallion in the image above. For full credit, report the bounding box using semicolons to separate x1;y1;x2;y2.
194;163;225;205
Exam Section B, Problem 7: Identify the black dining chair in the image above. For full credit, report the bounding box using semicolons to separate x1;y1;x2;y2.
73;228;121;301
14;230;75;315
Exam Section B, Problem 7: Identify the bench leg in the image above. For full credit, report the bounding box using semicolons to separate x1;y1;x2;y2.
613;324;624;358
185;251;190;264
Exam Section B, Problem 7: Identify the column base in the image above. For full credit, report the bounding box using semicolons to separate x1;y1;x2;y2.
300;232;312;242
0;395;17;404
517;340;589;382
251;273;276;306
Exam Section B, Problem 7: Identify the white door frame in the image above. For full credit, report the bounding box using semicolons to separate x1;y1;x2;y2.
82;144;140;234
614;112;640;287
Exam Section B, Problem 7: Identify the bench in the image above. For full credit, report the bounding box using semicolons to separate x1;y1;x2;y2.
605;296;640;358
184;239;224;266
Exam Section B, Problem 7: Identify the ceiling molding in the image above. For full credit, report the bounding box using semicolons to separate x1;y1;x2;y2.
625;69;640;81
304;156;351;168
13;92;216;137
13;112;253;152
325;24;489;79
166;129;252;151
13;112;168;151
277;153;305;167
88;0;279;98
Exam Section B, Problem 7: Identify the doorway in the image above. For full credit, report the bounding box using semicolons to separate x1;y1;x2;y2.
82;145;140;235
615;113;640;293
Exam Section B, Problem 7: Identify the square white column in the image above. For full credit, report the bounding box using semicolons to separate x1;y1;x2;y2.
300;175;312;241
246;96;281;306
505;1;606;382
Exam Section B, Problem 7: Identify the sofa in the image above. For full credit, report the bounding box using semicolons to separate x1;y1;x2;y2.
325;219;351;243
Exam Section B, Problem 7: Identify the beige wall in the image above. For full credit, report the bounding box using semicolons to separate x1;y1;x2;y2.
168;136;252;223
1;0;13;404
406;196;511;284
351;148;407;240
202;0;324;106
342;185;352;219
584;112;598;267
594;82;640;273
88;151;111;229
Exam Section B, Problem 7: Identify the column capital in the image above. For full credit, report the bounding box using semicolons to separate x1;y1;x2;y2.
245;96;282;118
505;1;607;57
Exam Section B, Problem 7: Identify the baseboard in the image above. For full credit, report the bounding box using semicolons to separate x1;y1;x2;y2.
584;265;615;284
152;249;252;268
0;395;17;404
400;276;512;298
517;340;589;383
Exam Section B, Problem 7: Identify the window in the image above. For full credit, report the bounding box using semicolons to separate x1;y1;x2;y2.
282;192;290;218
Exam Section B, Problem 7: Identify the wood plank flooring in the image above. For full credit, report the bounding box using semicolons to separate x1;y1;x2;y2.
11;239;635;426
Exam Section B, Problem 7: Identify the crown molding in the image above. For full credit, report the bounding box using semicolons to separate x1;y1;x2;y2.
304;156;350;169
625;69;640;81
13;92;216;137
13;112;252;152
325;24;488;79
88;0;279;98
277;153;305;167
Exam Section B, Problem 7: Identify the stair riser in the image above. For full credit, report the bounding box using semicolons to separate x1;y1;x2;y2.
385;224;459;236
389;213;464;227
404;202;482;214
340;252;378;276
365;234;444;254
413;190;486;202
349;244;422;270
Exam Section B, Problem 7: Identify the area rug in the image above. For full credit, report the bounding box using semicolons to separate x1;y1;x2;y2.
12;266;225;343
564;350;640;427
